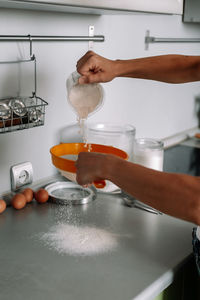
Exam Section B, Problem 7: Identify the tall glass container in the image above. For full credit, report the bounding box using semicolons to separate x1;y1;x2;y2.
87;122;136;192
133;138;164;171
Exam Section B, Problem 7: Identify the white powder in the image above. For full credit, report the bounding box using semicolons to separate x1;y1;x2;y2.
40;223;118;256
68;83;103;120
78;118;88;145
133;150;163;171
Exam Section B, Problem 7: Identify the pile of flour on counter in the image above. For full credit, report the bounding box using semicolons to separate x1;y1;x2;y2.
39;223;118;256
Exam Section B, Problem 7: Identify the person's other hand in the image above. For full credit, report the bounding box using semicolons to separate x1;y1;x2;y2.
75;152;109;186
76;51;117;84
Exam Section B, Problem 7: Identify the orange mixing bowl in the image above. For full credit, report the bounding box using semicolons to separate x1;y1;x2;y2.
50;143;128;188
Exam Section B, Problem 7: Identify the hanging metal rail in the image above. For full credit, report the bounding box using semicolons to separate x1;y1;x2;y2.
0;34;104;42
145;30;200;50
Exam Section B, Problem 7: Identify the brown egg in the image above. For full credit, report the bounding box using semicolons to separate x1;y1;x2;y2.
22;188;33;203
11;193;26;210
35;189;49;204
0;199;6;214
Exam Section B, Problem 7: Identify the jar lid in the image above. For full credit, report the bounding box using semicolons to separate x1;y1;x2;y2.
0;102;11;120
45;181;96;205
29;108;43;123
9;99;27;117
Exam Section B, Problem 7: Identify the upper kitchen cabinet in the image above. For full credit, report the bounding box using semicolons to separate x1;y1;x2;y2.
0;0;183;15
183;0;200;23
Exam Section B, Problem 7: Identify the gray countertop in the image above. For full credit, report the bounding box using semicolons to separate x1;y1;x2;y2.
0;174;194;300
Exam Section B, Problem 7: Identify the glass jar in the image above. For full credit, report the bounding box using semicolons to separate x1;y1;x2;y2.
87;123;136;162
60;122;84;144
133;138;164;171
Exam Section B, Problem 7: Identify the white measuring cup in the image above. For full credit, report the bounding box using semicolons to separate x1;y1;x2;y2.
66;71;104;120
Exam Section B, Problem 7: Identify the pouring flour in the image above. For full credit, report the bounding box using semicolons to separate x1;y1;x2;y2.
60;71;104;181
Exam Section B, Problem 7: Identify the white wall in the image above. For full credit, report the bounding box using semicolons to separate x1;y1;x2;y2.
0;8;200;192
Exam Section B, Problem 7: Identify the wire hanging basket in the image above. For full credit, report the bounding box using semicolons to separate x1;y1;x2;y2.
0;37;48;134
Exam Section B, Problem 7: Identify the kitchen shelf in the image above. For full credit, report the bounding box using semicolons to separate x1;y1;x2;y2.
0;0;183;15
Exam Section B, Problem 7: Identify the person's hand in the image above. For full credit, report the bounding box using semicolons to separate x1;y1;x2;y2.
76;51;117;84
75;152;110;186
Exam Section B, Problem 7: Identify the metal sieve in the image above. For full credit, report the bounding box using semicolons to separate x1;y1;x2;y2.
45;181;96;205
50;142;128;189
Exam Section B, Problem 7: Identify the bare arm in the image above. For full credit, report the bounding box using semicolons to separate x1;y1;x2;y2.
115;55;200;83
77;51;200;84
75;152;200;225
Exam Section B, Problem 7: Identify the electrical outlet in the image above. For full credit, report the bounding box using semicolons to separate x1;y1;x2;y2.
10;162;33;191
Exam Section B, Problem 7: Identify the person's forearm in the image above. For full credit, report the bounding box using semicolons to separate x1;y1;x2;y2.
114;55;200;83
106;156;200;224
